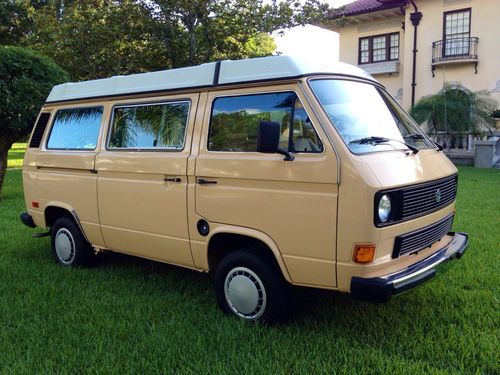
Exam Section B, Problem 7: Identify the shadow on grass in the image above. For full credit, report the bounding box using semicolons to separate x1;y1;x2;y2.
9;211;491;373
91;250;213;297
5;167;482;339
3;163;498;372
99;253;483;374
90;248;467;336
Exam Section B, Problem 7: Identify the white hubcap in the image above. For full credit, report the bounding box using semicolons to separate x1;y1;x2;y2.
55;228;75;264
224;267;266;320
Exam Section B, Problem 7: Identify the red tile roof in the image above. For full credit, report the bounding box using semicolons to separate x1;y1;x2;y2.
338;0;405;17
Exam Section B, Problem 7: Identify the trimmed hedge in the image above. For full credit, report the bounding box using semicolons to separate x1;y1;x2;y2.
0;46;68;140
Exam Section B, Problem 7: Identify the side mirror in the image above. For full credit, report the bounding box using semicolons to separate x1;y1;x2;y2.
256;121;280;153
256;121;294;161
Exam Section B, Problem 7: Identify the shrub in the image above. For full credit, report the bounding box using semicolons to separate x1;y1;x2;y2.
0;46;68;196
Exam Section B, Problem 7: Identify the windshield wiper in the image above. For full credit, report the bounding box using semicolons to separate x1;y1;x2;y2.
349;136;419;154
404;133;444;151
404;133;425;140
350;136;388;144
433;141;444;151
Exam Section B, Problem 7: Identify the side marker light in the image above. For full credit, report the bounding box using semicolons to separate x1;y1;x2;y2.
354;245;376;263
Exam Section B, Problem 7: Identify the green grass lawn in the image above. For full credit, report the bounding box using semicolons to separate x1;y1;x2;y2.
0;145;498;374
7;143;27;169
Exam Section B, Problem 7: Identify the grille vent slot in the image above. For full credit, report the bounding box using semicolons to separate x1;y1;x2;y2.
393;214;454;258
29;113;51;148
401;175;457;220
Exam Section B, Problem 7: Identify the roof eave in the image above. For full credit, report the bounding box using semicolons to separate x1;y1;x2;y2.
329;0;407;20
324;7;404;30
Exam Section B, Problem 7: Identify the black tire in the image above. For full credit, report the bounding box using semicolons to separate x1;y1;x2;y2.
50;216;96;267
214;248;292;324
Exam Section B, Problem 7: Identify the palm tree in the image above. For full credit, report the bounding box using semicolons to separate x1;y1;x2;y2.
109;103;189;148
411;85;498;137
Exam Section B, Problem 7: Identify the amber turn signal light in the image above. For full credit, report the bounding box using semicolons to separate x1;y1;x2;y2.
353;244;375;263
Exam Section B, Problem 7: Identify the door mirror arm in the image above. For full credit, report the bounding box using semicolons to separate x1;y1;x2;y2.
277;149;295;161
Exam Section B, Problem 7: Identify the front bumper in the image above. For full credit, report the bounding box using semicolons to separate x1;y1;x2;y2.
350;232;468;302
20;212;36;228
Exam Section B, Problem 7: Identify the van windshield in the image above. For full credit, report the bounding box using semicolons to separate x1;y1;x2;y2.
309;79;435;154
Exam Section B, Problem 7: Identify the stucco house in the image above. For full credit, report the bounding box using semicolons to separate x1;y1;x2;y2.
322;0;500;112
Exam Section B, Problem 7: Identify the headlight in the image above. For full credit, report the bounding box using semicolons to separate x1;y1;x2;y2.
378;194;392;223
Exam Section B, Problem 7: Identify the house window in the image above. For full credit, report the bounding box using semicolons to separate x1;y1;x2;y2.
359;33;399;64
443;9;471;56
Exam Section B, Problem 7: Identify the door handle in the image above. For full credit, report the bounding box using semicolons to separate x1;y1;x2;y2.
197;178;217;185
164;177;182;183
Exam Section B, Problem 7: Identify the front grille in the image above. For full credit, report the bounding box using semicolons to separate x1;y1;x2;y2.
401;175;457;220
393;214;454;258
374;174;458;227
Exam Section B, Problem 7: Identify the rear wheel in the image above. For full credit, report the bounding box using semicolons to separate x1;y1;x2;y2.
50;217;96;267
214;248;292;324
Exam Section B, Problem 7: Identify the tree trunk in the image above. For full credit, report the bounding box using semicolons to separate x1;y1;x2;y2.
0;138;14;198
186;23;197;66
162;21;178;68
201;18;213;61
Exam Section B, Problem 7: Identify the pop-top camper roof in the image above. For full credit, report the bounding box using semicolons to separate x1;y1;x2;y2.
46;55;377;103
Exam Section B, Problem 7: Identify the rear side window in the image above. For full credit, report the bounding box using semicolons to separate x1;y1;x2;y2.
209;92;323;153
46;107;103;150
29;113;51;148
108;101;190;150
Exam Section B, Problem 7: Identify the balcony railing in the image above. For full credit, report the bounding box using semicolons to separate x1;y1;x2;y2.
434;131;473;152
432;37;479;65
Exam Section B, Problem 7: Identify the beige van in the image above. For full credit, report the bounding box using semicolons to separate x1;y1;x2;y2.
21;56;468;323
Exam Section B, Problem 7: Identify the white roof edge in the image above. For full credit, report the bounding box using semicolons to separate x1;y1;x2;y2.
46;56;378;103
217;55;375;85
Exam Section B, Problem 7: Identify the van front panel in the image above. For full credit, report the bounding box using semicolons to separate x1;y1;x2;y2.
304;77;460;291
194;84;340;288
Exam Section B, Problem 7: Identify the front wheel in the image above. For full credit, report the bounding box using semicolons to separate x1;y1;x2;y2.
214;249;292;324
51;217;96;267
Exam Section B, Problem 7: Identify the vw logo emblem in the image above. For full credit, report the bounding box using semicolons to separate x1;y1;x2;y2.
435;189;442;203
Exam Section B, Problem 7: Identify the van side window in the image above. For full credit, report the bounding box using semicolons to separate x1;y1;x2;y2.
46;107;103;150
108;101;189;150
209;92;323;153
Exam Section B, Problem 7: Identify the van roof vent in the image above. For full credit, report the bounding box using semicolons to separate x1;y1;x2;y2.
29;113;51;148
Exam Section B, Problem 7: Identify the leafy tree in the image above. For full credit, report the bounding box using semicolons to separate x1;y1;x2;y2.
0;0;33;44
27;0;169;80
0;0;53;44
411;85;498;136
0;46;68;196
141;0;331;67
8;0;332;80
